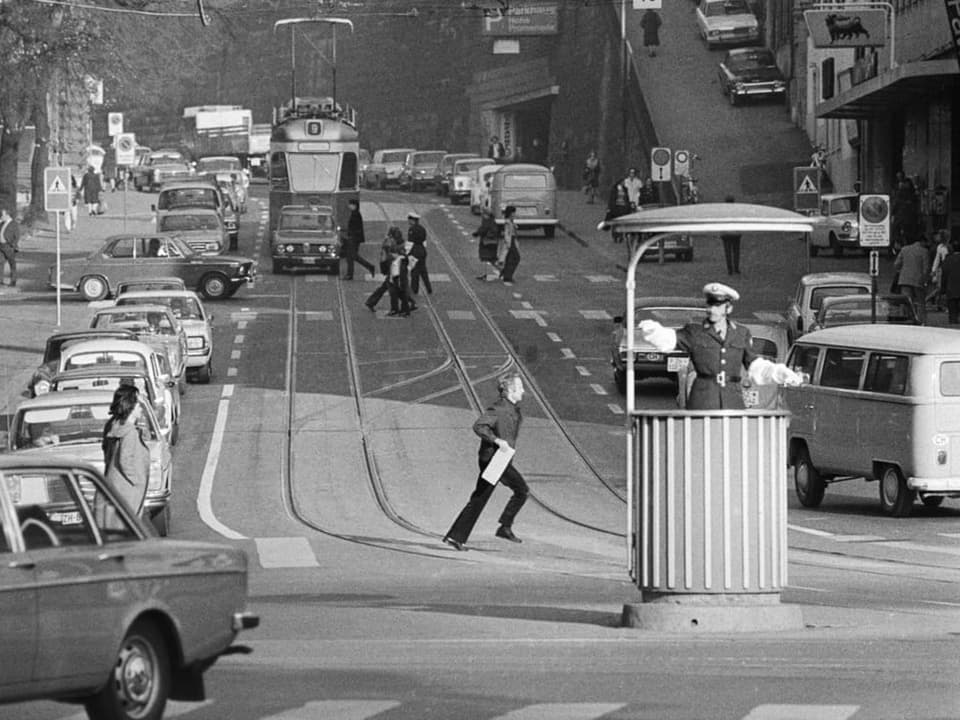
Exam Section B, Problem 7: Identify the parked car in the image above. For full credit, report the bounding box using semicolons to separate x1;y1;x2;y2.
28;329;138;398
488;163;558;237
809;293;920;332
717;47;787;105
435;153;481;196
156;207;227;255
88;304;189;390
115;276;187;297
634;231;695;262
471;163;501;214
399;150;447;191
50;232;256;301
115;289;215;384
271;204;342;274
58;338;181;445
195;154;249;188
154;179;237;247
5;389;172;534
696;0;760;47
450;158;493;205
0;453;258;719
610;297;703;394
363;148;416;189
785;271;872;343
808;193;861;256
131;148;188;191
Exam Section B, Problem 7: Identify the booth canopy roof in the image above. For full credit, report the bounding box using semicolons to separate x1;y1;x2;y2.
599;203;813;235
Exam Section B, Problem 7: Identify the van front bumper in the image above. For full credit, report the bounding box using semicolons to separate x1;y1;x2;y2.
908;476;960;493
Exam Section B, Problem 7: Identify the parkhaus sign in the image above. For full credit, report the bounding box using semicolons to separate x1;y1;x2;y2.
483;2;559;36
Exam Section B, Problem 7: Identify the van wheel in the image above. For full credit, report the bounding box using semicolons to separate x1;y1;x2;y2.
80;275;110;302
920;493;944;508
879;465;915;517
793;446;825;507
544;226;555;239
200;272;230;300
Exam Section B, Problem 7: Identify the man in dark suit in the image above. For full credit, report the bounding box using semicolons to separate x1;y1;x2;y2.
443;372;529;550
0;207;21;287
342;198;375;280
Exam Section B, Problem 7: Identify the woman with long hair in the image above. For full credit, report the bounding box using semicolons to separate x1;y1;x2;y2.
101;384;150;516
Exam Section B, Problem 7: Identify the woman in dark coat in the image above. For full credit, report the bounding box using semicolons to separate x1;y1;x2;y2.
640;10;662;56
101;384;150;516
79;166;103;216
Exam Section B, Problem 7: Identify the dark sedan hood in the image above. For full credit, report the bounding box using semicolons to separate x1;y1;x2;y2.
734;66;783;82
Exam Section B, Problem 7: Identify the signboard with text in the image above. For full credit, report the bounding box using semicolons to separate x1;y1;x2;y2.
483;2;559;35
858;193;891;247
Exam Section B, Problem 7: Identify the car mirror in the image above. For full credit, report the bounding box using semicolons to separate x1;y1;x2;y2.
613;315;623;324
151;204;157;212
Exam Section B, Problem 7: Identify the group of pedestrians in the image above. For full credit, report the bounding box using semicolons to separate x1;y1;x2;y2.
894;229;960;325
363;211;432;317
472;205;520;284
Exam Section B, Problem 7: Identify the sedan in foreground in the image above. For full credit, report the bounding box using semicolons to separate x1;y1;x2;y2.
0;454;258;720
50;233;256;301
718;47;787;105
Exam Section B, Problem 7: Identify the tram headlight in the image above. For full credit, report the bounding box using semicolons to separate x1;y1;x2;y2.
285;244;295;253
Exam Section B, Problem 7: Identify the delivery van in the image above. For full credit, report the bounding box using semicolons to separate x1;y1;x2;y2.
783;324;960;517
488;163;557;238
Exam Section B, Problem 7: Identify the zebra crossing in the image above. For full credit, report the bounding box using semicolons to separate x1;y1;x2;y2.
53;699;863;720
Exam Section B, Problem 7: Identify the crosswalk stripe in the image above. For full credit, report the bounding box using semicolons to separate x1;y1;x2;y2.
741;705;859;720
491;703;626;720
262;700;402;719
255;537;320;568
60;700;211;719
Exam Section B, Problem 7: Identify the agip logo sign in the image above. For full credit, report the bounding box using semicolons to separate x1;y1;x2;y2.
804;9;887;48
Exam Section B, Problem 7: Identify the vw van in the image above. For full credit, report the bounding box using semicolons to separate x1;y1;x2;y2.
488;163;558;238
783;325;960;517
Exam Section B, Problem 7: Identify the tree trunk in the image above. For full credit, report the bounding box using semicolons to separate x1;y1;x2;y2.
29;100;51;224
0;129;21;215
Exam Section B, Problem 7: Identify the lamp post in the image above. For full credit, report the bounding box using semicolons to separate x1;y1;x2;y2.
273;17;354;110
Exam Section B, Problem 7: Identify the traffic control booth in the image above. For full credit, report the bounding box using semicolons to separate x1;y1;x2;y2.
600;203;814;632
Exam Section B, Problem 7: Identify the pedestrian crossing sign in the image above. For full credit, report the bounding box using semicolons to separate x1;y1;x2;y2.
793;167;821;211
44;167;72;212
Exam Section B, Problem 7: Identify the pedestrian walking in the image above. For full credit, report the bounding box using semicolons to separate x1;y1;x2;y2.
101;384;150;517
639;9;662;56
488;135;506;163
623;167;643;209
443;372;530;550
0;207;21;287
342;198;375;280
927;229;950;311
388;232;416;316
366;227;404;311
940;239;960;324
582;150;600;204
639;176;659;206
498;206;520;284
64;172;80;232
472;207;500;280
893;235;930;325
79;166;103;216
407;212;432;295
721;195;741;275
639;283;802;409
606;179;633;243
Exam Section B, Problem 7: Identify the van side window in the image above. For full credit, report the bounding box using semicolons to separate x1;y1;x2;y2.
863;353;909;395
789;344;820;381
820;348;865;390
940;362;960;396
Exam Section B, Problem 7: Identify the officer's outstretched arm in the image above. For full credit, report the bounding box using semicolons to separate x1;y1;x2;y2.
637;320;677;352
748;357;803;386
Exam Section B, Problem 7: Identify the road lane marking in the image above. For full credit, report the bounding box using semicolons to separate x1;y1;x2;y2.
521;300;533;309
255;537;319;568
741;705;859;720
447;310;476;320
510;309;548;326
299;310;333;320
586;274;618;283
234;334;245;344
491;704;626;720
580;310;612;320
546;332;562;342
231;349;241;360
237;319;248;329
607;403;624;415
589;383;608;395
221;384;234;398
261;701;401;720
226;367;237;377
197;397;245;539
560;348;576;359
575;365;591;376
533;274;559;281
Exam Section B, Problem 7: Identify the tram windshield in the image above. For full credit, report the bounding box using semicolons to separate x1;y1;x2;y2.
285;154;340;193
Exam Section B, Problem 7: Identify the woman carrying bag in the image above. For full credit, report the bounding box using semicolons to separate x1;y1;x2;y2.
101;384;150;516
498;205;520;284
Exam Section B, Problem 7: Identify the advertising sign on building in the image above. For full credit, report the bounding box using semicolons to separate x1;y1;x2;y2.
804;9;887;48
483;2;559;35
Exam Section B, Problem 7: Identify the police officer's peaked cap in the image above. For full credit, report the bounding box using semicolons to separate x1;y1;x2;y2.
703;282;740;302
407;211;420;220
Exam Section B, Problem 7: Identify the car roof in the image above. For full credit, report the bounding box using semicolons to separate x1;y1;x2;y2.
0;453;104;472
160;180;217;189
198;155;239;161
820;293;908;307
14;388;116;410
62;338;158;355
53;366;149;380
494;163;553;173
800;271;872;286
442;153;480;160
797;325;960;354
116;289;202;301
821;193;858;201
94;304;173;315
160;206;219;214
46;328;137;341
378;147;415;153
635;296;704;308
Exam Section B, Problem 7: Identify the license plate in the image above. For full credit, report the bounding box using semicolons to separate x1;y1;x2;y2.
50;511;81;525
667;356;689;372
302;257;319;264
516;207;538;216
643;352;662;362
743;389;760;407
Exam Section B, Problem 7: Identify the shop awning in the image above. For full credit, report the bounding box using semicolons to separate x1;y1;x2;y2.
816;59;960;119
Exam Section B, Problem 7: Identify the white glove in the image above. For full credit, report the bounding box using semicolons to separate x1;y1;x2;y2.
773;364;804;386
637;320;677;352
748;358;803;386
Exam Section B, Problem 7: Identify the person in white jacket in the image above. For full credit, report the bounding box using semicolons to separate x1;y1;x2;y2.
638;282;803;409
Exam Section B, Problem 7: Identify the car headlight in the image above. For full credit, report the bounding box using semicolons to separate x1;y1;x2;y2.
34;379;51;395
187;336;206;350
842;221;851;233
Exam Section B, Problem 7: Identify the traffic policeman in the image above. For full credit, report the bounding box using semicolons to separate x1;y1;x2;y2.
639;282;802;410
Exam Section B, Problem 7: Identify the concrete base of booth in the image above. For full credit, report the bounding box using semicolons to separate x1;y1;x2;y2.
621;593;804;633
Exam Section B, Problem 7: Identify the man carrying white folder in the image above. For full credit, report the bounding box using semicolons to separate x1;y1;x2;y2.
443;372;529;551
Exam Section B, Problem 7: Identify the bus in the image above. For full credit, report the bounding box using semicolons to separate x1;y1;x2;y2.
268;96;359;232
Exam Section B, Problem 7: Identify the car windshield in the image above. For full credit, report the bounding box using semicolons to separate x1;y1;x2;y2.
279;211;336;231
158;188;218;210
13;403;112;449
55;374;149;398
160;214;221;232
381;152;408;163
455;160;490;174
503;174;548;189
150;153;182;164
728;51;775;70
413;153;445;167
822;299;916;325
197;158;240;173
636;307;702;326
63;351;146;372
93;310;176;335
286;153;339;192
118;296;203;321
810;286;869;311
829;196;858;214
707;0;750;15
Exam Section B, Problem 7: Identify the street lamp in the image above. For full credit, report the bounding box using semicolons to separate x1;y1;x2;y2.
273;17;354;111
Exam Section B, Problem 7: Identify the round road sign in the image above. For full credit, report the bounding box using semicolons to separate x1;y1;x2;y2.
117;135;134;153
652;148;671;166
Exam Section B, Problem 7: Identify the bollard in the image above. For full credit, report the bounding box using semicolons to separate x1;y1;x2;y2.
622;409;803;632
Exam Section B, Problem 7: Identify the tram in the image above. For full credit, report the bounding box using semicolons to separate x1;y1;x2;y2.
268;96;359;232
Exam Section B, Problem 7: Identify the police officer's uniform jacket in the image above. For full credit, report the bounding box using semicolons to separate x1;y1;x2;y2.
675;319;757;410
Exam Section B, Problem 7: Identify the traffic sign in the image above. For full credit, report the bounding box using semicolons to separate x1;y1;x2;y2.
793;167;821;212
651;147;672;182
673;149;690;177
108;112;123;136
858;193;890;247
116;133;136;165
633;0;662;8
44;167;72;212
